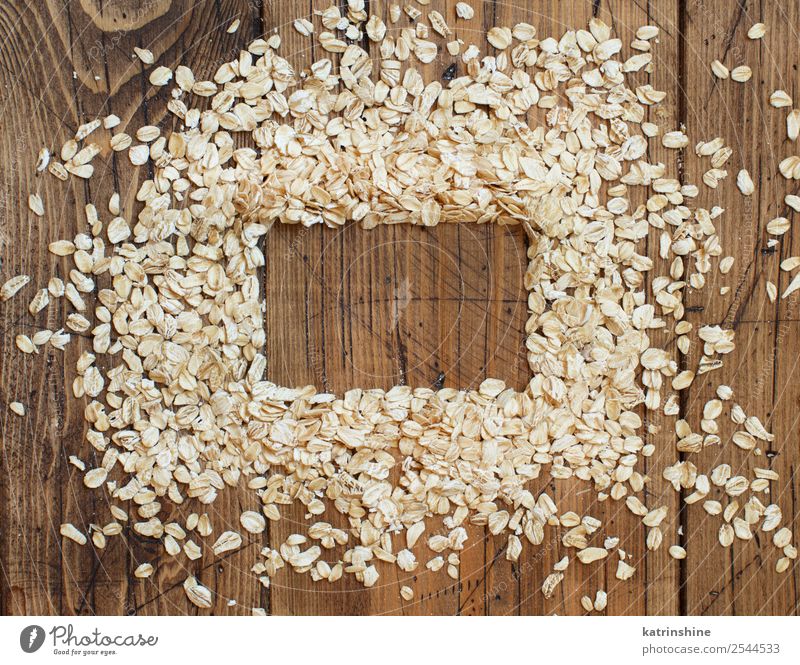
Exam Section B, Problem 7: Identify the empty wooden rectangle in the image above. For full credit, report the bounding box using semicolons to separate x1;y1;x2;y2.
264;223;530;393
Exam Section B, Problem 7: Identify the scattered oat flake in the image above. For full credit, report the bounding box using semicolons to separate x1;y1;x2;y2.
134;563;154;578
129;145;149;166
83;467;108;489
293;18;314;36
212;531;242;555
616;561;636;580
1;274;30;301
184;576;212;608
15;335;36;354
227;18;240;33
577;547;608;564
767;217;790;235
240;511;266;534
778;155;800;180
731;65;752;82
28;288;49;316
487;27;512;50
787;110;800;141
28;193;44;216
711;60;729;79
770;90;792;108
662;130;688;149
594;590;608;611
60;523;87;545
542;572;563;599
133;47;154;64
456;3;474;20
75;119;101;141
428;11;450;37
36;148;50;172
8;11;791;610
736;169;754;196
781;257;800;272
149;66;172;86
781;272;800;299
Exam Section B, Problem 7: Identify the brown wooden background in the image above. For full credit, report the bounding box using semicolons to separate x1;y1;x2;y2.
0;0;798;615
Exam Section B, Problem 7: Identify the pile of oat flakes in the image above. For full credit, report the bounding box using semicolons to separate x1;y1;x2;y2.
2;2;796;612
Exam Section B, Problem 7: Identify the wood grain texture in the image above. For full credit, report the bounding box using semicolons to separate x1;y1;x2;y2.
678;0;800;617
0;0;797;615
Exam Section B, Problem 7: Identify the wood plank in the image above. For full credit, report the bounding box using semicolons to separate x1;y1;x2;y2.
481;0;530;618
730;0;800;616
609;0;683;617
122;0;268;617
0;0;84;617
57;0;130;617
680;0;799;617
258;0;531;616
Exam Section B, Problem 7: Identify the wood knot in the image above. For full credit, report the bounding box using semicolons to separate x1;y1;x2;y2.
79;0;172;32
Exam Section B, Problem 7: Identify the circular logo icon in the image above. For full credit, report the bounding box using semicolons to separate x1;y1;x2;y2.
20;625;45;653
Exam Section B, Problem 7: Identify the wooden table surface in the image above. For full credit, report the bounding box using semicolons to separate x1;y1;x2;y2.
0;0;798;616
